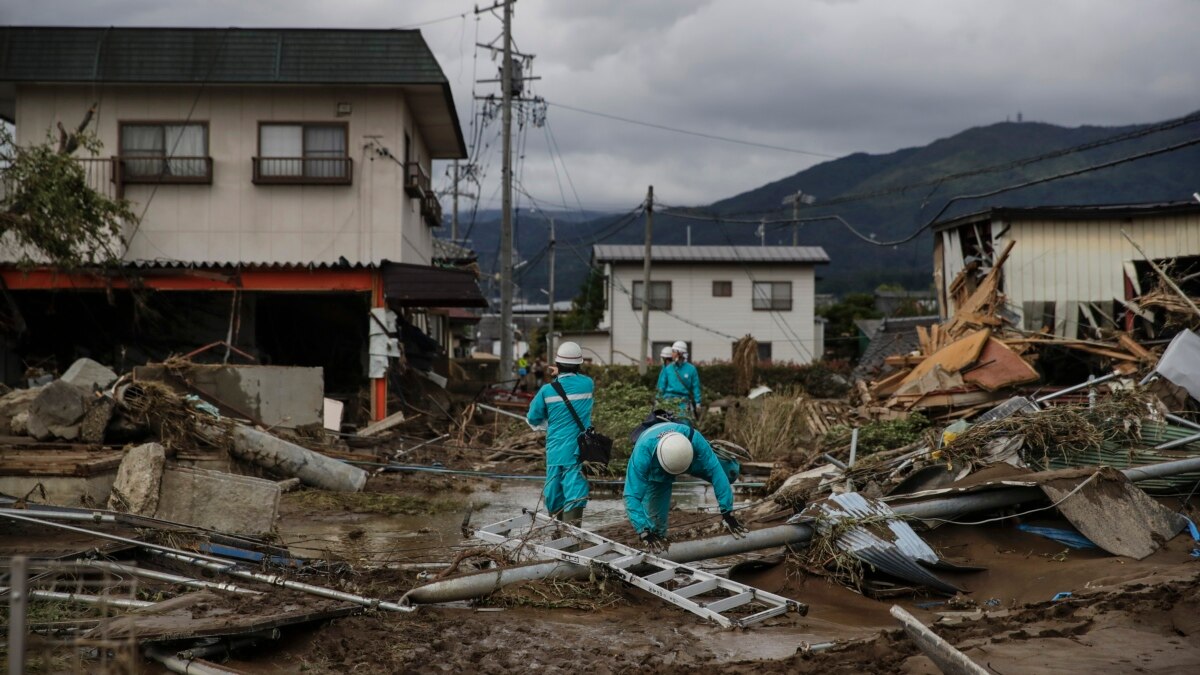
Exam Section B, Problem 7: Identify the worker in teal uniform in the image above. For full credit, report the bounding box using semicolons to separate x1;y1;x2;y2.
526;342;593;526
623;422;748;552
655;340;702;419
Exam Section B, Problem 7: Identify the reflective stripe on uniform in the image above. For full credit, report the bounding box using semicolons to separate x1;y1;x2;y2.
542;393;594;404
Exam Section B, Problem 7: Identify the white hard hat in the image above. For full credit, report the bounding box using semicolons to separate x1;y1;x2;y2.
671;340;688;353
660;346;673;359
655;432;694;475
555;341;584;365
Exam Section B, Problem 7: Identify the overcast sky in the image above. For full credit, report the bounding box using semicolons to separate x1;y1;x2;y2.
5;0;1199;211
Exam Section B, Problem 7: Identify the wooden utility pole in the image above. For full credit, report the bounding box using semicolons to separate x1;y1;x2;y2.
499;0;515;380
546;217;556;358
638;186;654;375
451;160;460;242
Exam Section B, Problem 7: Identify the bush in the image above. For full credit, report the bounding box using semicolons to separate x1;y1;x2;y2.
590;379;657;462
583;361;853;401
822;413;932;456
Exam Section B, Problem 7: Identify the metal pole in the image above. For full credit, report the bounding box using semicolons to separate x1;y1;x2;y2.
1033;371;1120;403
7;555;28;675
145;646;240;675
637;186;653;375
3;588;155;609
547;216;555;359
405;454;1200;604
0;512;415;613
498;0;515;382
67;559;261;596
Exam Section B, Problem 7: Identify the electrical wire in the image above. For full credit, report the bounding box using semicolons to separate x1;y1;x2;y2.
658;132;1200;247
545;100;837;158
920;472;1098;526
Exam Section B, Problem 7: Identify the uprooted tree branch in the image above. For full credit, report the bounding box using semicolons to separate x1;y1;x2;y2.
0;106;135;269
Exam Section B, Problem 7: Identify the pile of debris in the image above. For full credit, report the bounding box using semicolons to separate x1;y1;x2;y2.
860;242;1165;420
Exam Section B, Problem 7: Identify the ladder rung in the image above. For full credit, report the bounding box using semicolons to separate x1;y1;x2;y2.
642;569;677;585
543;536;579;550
575;543;612;558
609;554;644;570
704;591;754;613
734;605;789;627
675;578;720;599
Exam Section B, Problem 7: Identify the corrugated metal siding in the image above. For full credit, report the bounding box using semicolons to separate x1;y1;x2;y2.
1004;213;1200;336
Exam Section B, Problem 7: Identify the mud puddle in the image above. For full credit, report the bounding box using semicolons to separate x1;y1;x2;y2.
278;478;735;563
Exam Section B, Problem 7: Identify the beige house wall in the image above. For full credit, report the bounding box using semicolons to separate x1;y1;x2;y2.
12;83;437;265
600;262;821;364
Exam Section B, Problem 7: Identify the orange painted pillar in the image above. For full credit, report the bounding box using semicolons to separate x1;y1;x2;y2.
371;270;388;422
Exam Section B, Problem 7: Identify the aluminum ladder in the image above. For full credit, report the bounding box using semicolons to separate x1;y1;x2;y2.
476;511;807;628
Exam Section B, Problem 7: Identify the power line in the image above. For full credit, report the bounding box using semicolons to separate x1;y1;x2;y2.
545;100;837;158
660;132;1200;247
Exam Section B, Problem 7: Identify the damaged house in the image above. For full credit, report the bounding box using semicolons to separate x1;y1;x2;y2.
0;27;485;423
933;201;1200;340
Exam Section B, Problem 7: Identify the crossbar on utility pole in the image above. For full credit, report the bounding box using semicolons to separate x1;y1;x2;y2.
638;186;654;375
499;0;515;381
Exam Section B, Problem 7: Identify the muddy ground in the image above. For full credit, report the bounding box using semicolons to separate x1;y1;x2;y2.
202;470;1200;673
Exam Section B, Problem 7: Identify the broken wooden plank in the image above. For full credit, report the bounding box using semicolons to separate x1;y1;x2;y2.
1117;334;1156;363
357;409;407;438
962;338;1040;392
899;329;991;388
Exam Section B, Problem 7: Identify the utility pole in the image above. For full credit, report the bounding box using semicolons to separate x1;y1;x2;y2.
546;216;555;359
638;186;653;375
499;0;515;382
451;160;460;242
782;190;816;246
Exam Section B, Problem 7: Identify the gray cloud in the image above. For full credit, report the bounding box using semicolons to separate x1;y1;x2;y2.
4;0;1198;209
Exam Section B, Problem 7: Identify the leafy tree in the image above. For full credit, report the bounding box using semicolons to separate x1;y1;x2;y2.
559;265;605;330
818;292;881;360
1;119;135;269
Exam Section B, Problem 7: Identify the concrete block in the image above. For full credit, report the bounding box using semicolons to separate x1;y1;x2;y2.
154;465;281;536
107;442;166;515
28;381;90;441
0;386;42;435
79;398;117;443
10;410;29;435
0;474;116;507
135;364;324;428
61;358;118;391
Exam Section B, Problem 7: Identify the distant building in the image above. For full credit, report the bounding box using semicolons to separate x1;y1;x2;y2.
932;202;1200;339
588;245;830;364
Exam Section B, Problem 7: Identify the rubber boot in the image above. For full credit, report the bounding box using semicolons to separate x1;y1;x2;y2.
563;507;584;529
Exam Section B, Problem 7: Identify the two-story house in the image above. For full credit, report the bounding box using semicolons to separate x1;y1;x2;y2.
0;27;485;421
572;245;830;365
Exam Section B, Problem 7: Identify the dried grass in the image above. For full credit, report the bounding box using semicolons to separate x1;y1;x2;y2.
483;576;625;610
723;388;809;460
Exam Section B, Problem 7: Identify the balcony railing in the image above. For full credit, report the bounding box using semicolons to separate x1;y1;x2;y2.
1;156;120;202
404;161;430;198
422;193;443;227
115;156;213;187
252;157;353;185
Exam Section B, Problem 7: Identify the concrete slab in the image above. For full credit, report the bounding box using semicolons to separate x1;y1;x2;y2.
154;465;281;536
60;358;119;392
27;381;90;441
108;442;166;515
0;474;116;507
135;365;323;429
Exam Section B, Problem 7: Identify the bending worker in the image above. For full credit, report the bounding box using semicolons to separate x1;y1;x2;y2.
526;342;593;526
624;421;748;553
656;340;701;419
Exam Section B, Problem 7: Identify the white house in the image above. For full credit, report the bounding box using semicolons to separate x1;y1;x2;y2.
0;27;485;419
582;245;830;364
933;202;1200;339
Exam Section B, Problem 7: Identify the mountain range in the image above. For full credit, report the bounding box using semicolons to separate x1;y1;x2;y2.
446;112;1200;302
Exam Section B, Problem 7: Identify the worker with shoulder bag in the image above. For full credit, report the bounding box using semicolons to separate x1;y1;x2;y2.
525;342;611;527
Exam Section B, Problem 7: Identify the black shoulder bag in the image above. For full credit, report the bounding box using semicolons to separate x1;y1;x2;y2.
551;380;613;471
